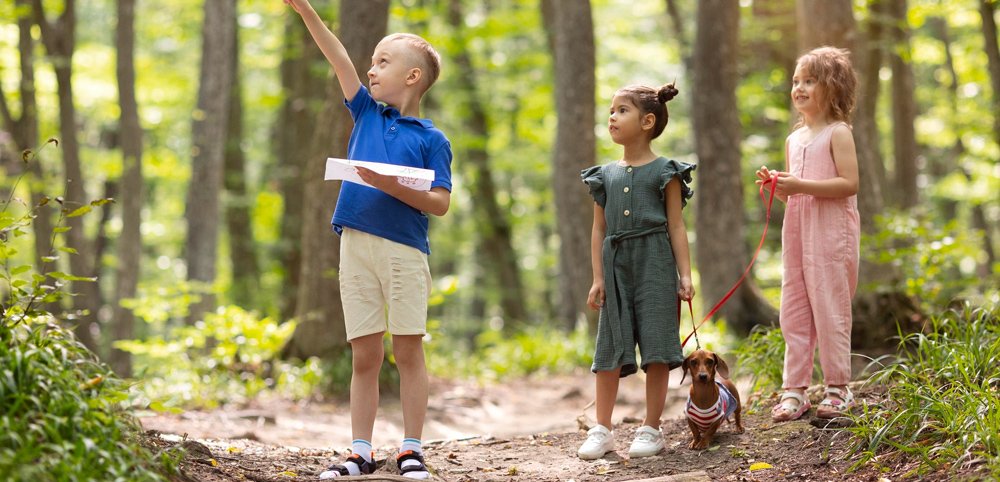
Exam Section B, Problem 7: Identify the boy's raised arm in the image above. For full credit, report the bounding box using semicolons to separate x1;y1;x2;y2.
284;0;362;101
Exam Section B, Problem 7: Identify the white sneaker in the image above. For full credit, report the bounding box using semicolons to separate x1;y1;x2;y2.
627;425;664;458
578;425;615;460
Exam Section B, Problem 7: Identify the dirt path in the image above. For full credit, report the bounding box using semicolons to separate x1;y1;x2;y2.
143;374;892;481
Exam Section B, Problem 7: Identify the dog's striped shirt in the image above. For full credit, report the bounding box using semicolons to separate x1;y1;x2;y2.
685;381;738;431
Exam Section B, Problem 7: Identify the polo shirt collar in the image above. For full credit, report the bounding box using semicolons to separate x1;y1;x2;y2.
382;105;435;128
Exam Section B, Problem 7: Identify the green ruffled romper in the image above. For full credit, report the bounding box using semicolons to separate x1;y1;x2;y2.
581;157;695;377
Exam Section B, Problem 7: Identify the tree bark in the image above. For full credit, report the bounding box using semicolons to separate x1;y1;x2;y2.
32;0;103;353
0;0;57;319
548;0;597;332
888;0;919;209
693;0;777;335
184;0;236;324
977;0;1000;274
446;0;528;332
109;0;142;378
853;0;888;235
275;8;329;323
224;21;260;310
981;0;1000;148
282;0;389;360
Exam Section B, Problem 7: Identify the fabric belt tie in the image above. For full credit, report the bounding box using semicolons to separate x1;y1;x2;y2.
602;224;668;364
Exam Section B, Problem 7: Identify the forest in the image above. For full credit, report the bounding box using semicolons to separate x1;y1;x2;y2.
1;0;999;481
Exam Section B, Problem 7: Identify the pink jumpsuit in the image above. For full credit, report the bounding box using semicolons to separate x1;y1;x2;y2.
780;122;860;389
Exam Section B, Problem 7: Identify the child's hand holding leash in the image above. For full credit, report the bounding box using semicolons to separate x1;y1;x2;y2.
678;276;694;301
756;166;792;202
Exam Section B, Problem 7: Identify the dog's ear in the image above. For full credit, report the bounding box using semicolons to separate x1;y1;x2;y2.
681;354;692;384
714;353;730;379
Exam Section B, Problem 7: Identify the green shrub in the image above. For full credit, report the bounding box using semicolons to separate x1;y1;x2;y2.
0;141;177;481
117;305;327;407
845;297;1000;478
733;323;825;406
864;213;983;311
426;323;593;382
0;323;180;481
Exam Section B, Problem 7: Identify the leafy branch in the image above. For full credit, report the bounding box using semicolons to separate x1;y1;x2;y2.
0;138;112;328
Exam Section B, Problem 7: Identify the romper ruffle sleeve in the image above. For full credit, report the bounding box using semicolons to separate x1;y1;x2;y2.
658;159;696;208
581;165;607;208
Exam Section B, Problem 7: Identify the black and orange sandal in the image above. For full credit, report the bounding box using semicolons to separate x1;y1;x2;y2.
319;452;376;479
396;450;430;479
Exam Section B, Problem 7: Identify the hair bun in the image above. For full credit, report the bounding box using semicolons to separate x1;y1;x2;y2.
658;83;679;103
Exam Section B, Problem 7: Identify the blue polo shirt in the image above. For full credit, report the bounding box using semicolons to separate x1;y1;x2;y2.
332;85;453;254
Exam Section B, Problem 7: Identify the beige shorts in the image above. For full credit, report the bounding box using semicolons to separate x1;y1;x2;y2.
340;228;431;340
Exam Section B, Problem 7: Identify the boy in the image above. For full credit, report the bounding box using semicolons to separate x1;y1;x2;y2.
284;1;452;479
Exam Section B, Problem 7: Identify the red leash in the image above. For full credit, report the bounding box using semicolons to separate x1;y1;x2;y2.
680;177;777;349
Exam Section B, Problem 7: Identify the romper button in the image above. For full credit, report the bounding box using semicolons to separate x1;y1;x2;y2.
391;126;396;130
627;167;633;172
624;187;630;193
624;210;630;216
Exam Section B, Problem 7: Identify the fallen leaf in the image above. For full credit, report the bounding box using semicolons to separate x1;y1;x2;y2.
749;462;772;471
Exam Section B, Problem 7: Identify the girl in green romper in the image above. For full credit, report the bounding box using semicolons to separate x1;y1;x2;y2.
577;82;695;461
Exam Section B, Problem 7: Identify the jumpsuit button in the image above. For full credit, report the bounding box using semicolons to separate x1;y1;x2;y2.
624;187;630;193
624;210;630;216
627;167;633;172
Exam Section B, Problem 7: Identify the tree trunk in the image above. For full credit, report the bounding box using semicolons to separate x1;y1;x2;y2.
693;0;777;335
977;0;1000;274
0;0;58;318
853;0;888;235
275;8;329;323
888;0;919;209
282;0;389;360
664;0;692;71
982;0;1000;147
548;0;597;332
224;22;260;310
109;0;142;378
184;0;236;324
32;0;103;353
446;0;528;332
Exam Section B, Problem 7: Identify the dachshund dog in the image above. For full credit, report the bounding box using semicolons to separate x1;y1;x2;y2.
681;349;745;449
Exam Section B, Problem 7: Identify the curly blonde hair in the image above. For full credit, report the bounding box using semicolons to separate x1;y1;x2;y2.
794;46;858;128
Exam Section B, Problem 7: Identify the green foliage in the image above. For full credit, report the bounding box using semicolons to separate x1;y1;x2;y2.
426;324;593;382
0;323;180;482
117;305;326;407
844;297;1000;478
0;142;177;482
733;324;787;401
865;212;984;310
732;323;825;406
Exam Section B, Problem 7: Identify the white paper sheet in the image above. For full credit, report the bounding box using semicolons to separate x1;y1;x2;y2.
324;157;435;191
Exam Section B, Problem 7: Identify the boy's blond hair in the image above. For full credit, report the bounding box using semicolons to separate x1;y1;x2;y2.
378;33;441;94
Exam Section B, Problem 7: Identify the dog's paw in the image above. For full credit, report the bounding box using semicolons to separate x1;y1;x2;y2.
734;424;746;434
689;439;710;450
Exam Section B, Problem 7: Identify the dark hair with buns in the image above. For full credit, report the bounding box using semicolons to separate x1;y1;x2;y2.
616;82;679;139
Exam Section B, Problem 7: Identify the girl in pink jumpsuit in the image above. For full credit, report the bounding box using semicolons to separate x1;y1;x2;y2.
756;46;861;421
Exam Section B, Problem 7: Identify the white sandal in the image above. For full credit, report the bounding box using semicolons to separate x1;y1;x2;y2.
817;386;855;419
770;391;810;422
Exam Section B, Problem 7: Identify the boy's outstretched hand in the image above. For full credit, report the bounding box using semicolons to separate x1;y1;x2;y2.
282;0;310;14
